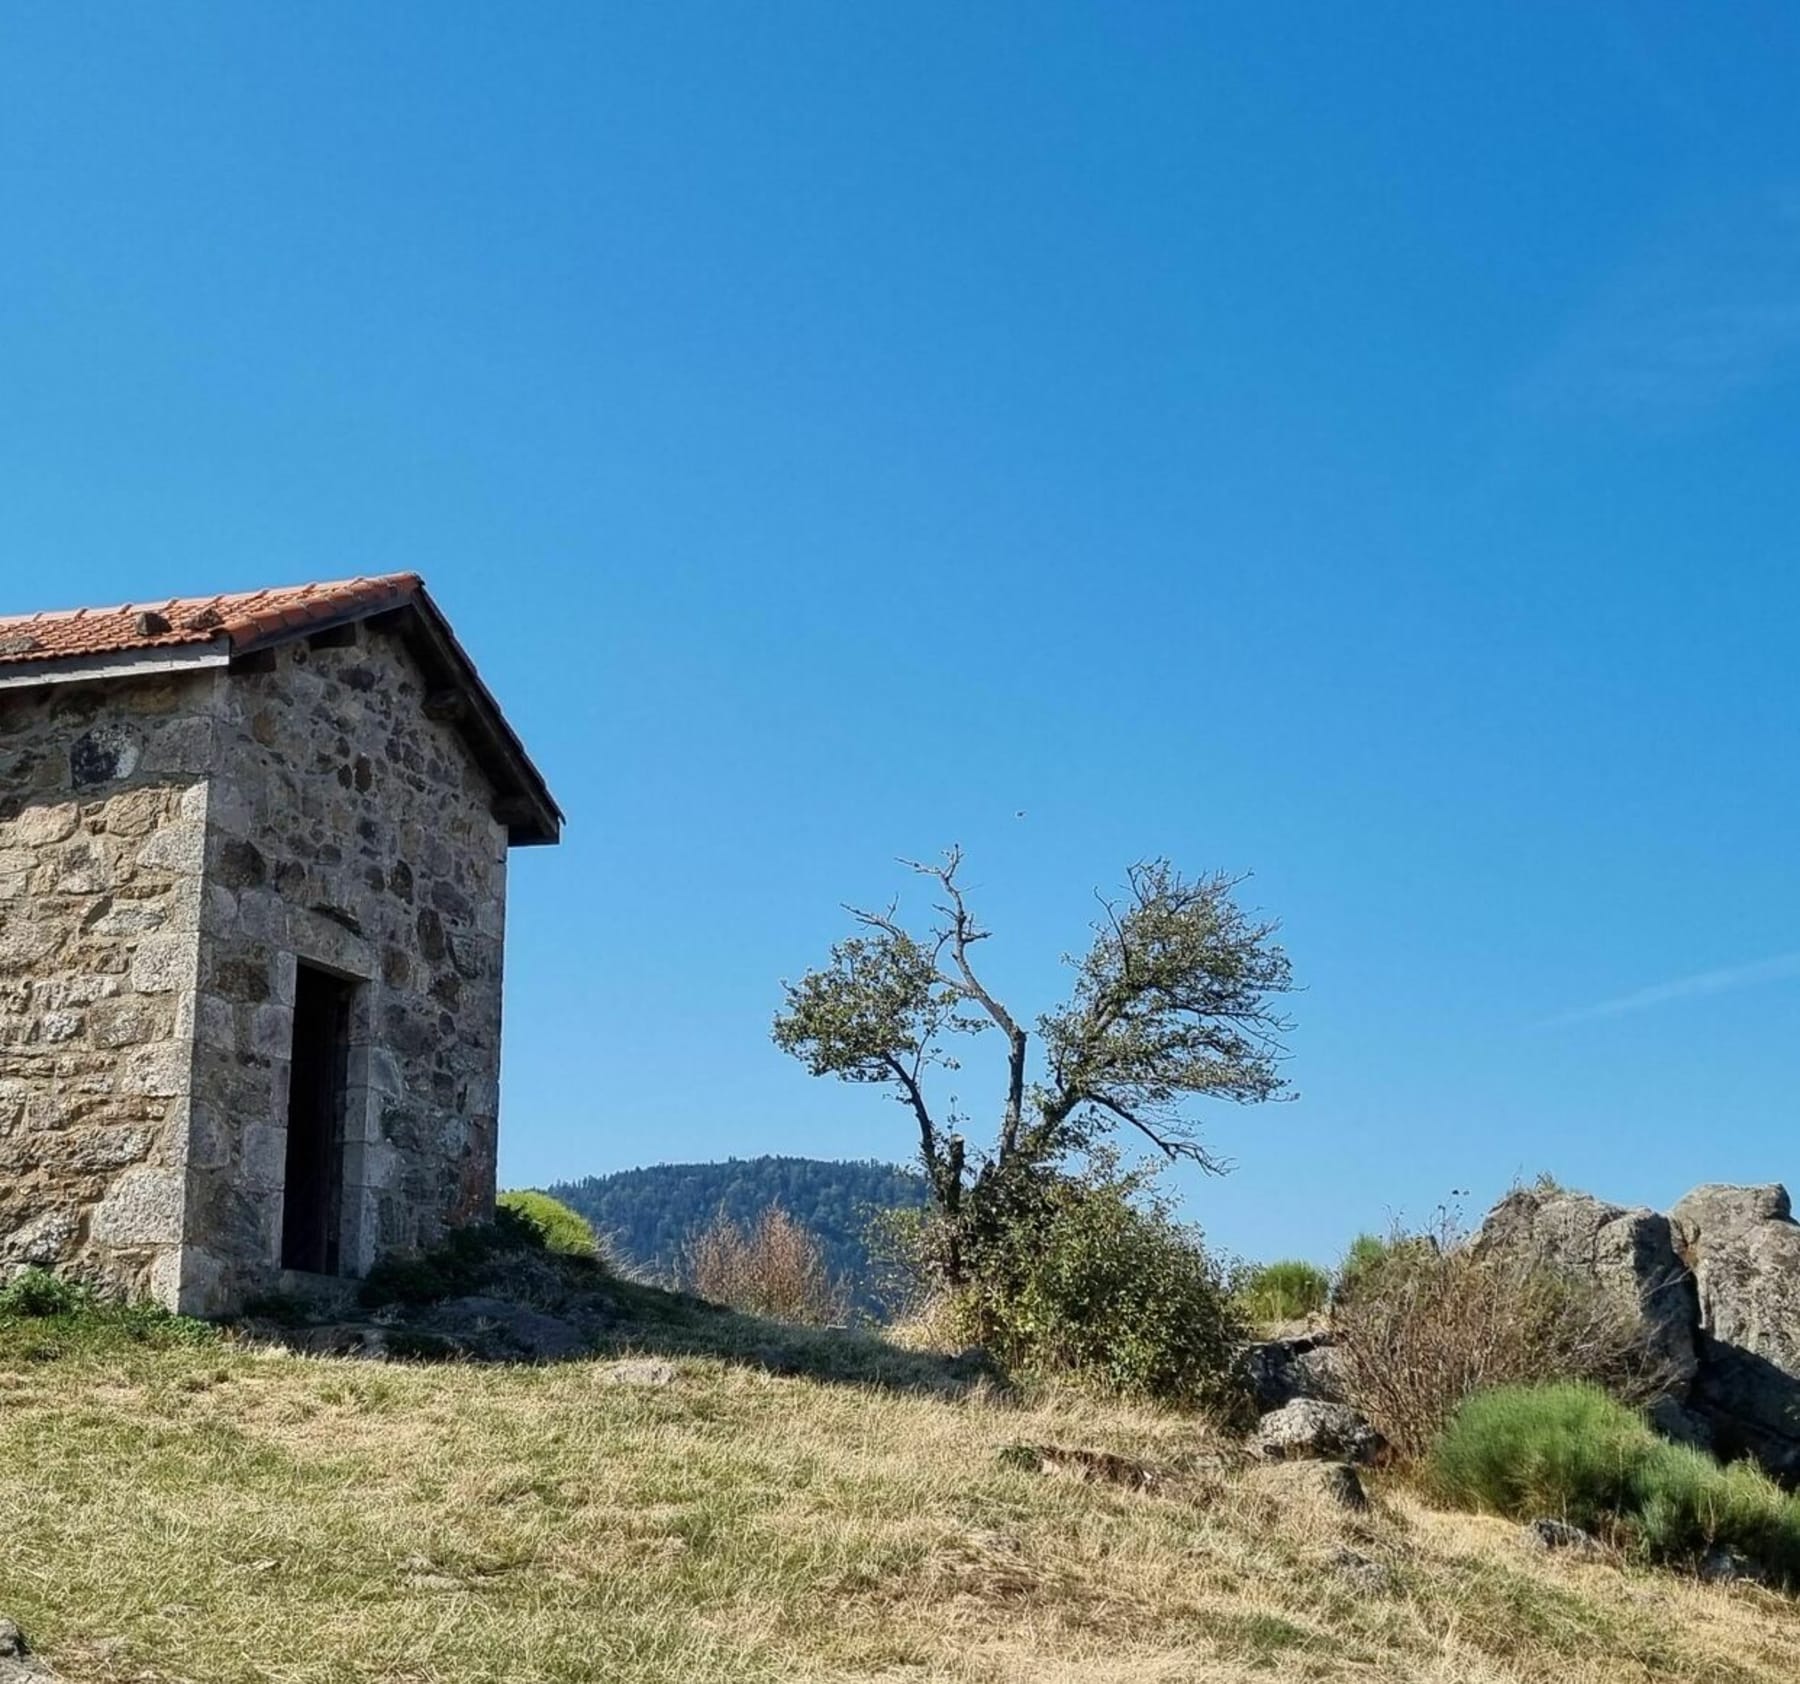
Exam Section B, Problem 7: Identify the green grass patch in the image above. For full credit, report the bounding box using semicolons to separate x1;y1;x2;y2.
0;1267;217;1358
496;1190;604;1259
1233;1259;1330;1323
1431;1381;1800;1585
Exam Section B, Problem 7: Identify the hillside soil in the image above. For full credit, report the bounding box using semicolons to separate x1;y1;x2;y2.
3;1295;1800;1683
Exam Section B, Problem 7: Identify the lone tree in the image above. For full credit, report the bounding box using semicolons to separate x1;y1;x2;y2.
772;848;1297;1284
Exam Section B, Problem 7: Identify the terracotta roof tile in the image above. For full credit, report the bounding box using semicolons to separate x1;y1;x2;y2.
0;571;561;844
0;574;423;665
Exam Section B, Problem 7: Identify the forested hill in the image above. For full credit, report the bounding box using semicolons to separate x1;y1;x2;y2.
544;1157;929;1294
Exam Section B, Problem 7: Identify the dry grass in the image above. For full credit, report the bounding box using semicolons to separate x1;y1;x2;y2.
683;1203;849;1327
1335;1239;1674;1462
3;1312;1800;1683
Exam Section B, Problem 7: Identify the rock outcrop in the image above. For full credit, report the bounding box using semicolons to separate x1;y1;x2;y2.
1245;1329;1344;1412
1252;1399;1385;1466
1669;1184;1800;1481
0;1618;54;1680
1257;1459;1369;1512
1473;1184;1699;1389
1468;1179;1800;1485
1238;1180;1800;1490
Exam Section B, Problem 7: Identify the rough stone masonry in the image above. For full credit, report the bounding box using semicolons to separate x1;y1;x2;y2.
0;576;560;1314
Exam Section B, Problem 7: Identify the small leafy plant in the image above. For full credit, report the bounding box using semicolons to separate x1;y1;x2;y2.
1431;1382;1800;1586
0;1267;215;1352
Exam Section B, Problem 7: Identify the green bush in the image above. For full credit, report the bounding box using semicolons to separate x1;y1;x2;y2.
497;1190;603;1259
0;1267;215;1350
1430;1381;1650;1523
1430;1383;1800;1586
1332;1231;1408;1305
1233;1259;1330;1324
946;1158;1252;1419
0;1268;92;1319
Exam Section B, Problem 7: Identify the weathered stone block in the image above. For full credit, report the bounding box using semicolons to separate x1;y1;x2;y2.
6;803;77;847
103;788;169;838
91;1167;184;1247
0;1209;76;1266
0;920;64;970
38;1012;82;1045
134;822;207;876
90;901;168;937
241;1122;288;1187
70;723;144;787
89;999;167;1049
120;1041;191;1098
129;934;193;994
248;1003;294;1061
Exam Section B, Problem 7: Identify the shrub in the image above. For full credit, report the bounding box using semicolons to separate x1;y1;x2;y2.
945;1159;1252;1419
0;1267;92;1319
683;1204;848;1326
864;1203;937;1323
0;1267;215;1348
497;1191;603;1259
1430;1381;1652;1523
1332;1232;1399;1305
1233;1259;1330;1324
1431;1382;1800;1585
1333;1224;1671;1461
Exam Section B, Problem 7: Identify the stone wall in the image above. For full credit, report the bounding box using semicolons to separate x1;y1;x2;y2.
0;675;213;1302
181;623;507;1312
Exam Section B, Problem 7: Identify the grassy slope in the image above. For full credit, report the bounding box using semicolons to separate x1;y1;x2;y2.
4;1301;1800;1683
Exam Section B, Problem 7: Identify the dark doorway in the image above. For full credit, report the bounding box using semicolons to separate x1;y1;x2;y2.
280;964;354;1273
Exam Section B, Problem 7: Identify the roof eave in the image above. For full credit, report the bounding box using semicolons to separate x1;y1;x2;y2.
0;581;564;848
0;641;231;690
224;577;422;662
375;589;564;848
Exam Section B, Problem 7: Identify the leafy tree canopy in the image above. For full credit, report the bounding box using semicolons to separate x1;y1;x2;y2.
772;849;1297;1280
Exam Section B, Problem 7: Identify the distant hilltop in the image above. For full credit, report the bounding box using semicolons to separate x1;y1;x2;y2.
542;1156;929;1308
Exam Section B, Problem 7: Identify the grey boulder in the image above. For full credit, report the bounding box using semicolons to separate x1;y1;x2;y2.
1473;1185;1698;1389
1246;1330;1345;1412
1520;1517;1602;1556
1253;1399;1384;1466
0;1619;54;1679
1670;1184;1800;1479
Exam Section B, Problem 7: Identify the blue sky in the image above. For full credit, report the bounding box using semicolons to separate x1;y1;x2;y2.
3;5;1797;1264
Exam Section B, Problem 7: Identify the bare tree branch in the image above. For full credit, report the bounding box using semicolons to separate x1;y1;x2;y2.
902;847;1032;1157
1085;1093;1234;1175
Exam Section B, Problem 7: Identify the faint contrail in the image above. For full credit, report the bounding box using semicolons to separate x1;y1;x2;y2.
1543;951;1800;1028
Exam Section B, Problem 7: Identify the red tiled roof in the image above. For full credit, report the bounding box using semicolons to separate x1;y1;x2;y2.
0;574;423;665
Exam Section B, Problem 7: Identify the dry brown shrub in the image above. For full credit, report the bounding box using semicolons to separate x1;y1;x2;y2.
682;1204;849;1327
1333;1226;1673;1463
